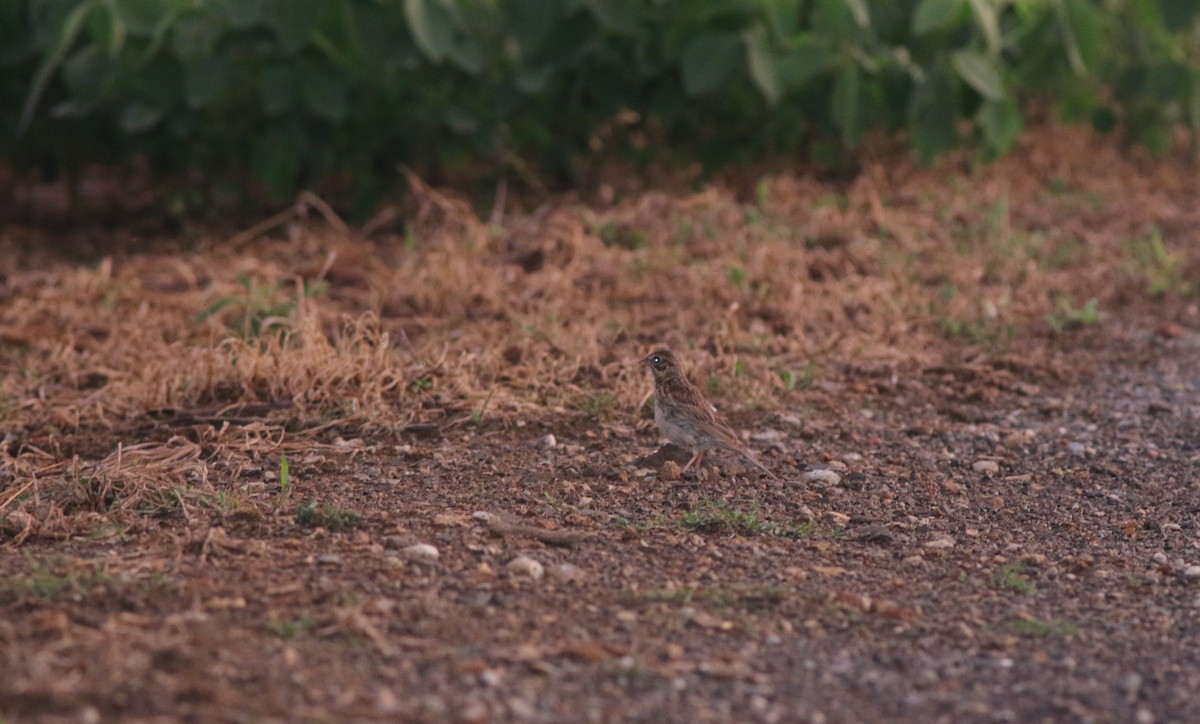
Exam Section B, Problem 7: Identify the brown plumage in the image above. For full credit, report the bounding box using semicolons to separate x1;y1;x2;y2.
640;349;776;478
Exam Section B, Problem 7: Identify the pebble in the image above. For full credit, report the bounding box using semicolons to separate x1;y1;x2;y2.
972;460;999;475
1067;442;1086;457
1183;566;1200;578
801;469;841;486
1152;552;1168;565
537;434;557;448
403;543;440;561
751;429;783;442
317;554;342;565
506;555;544;580
550;562;584;582
924;535;956;549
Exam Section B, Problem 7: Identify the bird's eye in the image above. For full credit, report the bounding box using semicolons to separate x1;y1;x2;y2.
652;356;661;364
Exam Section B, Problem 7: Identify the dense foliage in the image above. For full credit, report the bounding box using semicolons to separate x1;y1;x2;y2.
3;0;1198;209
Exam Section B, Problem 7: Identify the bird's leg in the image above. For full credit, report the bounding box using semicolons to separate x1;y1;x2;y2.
681;450;703;473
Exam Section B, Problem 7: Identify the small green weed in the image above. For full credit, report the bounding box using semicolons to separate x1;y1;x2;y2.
1046;297;1101;332
0;563;114;602
1129;230;1196;297
938;316;1017;351
295;502;364;531
727;266;747;290
267;615;316;639
678;502;816;539
991;562;1035;594
278;453;291;503
195;276;327;338
779;362;816;391
578;389;616;417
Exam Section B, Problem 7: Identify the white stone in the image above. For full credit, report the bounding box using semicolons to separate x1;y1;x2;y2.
403;543;440;561
506;555;544;580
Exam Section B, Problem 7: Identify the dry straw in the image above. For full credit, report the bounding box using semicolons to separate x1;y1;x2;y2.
2;124;1197;543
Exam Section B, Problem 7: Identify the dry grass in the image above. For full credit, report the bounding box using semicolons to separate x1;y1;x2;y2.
2;123;1198;543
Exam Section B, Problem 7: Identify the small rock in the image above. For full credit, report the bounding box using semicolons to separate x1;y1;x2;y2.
317;554;342;565
403;543;440;561
506;555;544;580
550;562;584;582
842;452;864;463
801;468;841;486
848;524;894;544
537;434;557;448
972;460;1000;475
751;428;783;442
925;535;956;549
778;413;803;427
1122;673;1143;702
1067;442;1086;457
824;510;851;525
1152;552;1169;565
1183;565;1200;578
1147;400;1173;415
658;460;682;481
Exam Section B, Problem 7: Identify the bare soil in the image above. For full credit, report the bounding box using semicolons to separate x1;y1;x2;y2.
2;124;1199;723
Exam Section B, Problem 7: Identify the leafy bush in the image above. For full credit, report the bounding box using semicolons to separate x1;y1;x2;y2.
3;0;1198;212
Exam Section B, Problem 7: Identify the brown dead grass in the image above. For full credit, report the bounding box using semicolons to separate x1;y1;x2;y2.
2;122;1198;543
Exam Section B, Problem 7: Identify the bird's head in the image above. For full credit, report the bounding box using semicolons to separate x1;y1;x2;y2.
640;349;678;379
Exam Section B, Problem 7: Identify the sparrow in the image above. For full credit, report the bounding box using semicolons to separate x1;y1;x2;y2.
640;349;776;478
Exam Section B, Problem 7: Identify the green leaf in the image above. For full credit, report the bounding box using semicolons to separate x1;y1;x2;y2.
831;62;863;147
208;0;263;29
260;63;299;115
185;55;228;108
264;0;321;54
404;0;481;73
169;11;223;61
252;129;303;201
1059;0;1101;75
62;46;111;106
300;61;349;122
952;50;1004;101
912;0;964;35
86;0;124;55
744;25;781;105
19;0;91;133
581;0;640;35
911;71;958;162
1159;0;1199;30
1148;62;1189;103
812;0;862;39
119;98;166;132
514;65;555;94
761;0;803;39
112;0;184;37
681;32;740;97
498;0;556;56
978;97;1023;155
775;39;835;90
966;0;1000;52
350;2;419;66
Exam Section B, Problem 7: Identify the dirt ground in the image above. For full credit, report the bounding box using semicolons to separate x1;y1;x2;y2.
2;124;1199;722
